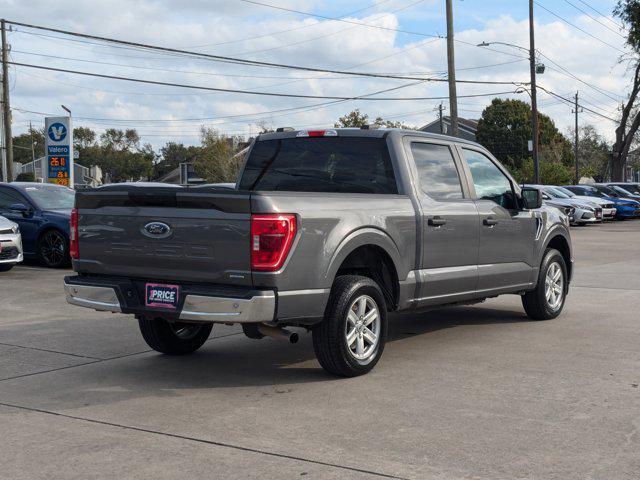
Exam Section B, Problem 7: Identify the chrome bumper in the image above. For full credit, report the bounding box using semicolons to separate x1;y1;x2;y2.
64;283;122;312
63;280;275;324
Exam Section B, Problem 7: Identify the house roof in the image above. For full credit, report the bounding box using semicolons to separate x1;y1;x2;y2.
419;116;479;132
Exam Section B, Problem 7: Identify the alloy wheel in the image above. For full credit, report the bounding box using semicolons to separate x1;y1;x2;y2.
345;295;381;362
544;261;564;311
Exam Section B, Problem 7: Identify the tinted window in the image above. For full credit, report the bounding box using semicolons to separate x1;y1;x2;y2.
410;143;463;200
462;149;516;209
0;189;24;210
240;137;397;194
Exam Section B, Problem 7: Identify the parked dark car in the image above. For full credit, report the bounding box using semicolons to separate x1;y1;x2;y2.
605;183;640;196
0;183;74;267
565;185;640;219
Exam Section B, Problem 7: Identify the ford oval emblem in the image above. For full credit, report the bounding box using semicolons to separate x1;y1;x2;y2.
142;222;172;239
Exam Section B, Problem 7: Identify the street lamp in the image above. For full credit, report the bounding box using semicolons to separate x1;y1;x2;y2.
477;39;544;184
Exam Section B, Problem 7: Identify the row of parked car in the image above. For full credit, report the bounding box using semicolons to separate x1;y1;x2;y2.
525;183;640;225
1;180;639;273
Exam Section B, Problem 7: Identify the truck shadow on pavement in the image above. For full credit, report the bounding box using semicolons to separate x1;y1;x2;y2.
18;305;531;407
0;305;533;412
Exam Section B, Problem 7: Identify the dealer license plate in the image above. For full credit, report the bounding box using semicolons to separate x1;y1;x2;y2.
145;283;180;309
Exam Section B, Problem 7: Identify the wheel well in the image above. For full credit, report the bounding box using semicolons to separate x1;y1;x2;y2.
547;235;572;280
335;245;399;310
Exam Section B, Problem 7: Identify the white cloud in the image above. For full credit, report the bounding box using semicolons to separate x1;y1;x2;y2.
1;0;629;148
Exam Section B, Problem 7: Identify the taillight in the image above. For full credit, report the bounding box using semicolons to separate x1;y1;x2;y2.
250;214;296;271
70;208;79;260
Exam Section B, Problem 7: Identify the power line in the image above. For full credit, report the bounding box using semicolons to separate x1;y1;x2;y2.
5;20;525;85
573;0;625;30
237;0;440;38
537;85;618;122
232;0;427;57
562;0;626;39
9;61;525;101
534;1;627;54
182;0;398;49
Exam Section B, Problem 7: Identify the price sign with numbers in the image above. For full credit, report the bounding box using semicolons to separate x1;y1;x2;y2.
45;116;74;188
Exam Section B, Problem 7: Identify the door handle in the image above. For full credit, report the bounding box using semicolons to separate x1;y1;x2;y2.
483;217;498;227
428;216;447;227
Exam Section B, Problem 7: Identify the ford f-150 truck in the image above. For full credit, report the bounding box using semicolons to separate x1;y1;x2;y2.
64;128;572;376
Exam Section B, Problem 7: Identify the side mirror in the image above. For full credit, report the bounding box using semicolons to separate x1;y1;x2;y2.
10;203;31;215
521;188;542;209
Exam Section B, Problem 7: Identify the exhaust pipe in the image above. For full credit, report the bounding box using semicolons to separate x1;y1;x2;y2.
258;324;299;344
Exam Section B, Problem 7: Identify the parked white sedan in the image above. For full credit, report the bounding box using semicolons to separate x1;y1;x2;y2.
0;215;23;272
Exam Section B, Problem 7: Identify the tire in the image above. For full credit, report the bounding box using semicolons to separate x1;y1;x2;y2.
0;264;14;272
138;317;213;355
37;229;70;268
522;248;568;320
312;275;388;377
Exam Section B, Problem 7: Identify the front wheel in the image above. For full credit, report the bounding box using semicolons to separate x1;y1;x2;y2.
138;317;213;355
522;248;568;320
312;275;387;377
0;264;15;272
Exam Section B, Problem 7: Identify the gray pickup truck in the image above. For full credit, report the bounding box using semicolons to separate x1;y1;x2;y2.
64;128;572;376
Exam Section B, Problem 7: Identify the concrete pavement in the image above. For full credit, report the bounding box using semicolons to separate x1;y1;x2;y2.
1;222;639;479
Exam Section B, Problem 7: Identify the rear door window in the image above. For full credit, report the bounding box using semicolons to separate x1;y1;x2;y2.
239;137;398;194
410;142;463;200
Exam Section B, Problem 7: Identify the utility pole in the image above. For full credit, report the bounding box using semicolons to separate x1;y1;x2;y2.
445;0;458;137
438;102;444;134
29;121;35;162
573;92;580;184
529;0;540;184
1;19;13;182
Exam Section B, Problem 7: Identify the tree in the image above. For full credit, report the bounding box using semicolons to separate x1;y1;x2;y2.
194;127;241;183
335;109;370;128
569;124;611;181
92;128;155;182
12;127;45;165
334;109;414;129
612;1;640;180
476;98;573;171
155;142;198;179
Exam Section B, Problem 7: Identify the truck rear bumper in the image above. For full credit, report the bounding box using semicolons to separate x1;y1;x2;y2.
64;276;275;324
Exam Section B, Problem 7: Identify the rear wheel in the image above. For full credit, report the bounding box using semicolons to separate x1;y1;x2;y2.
138;317;213;355
312;275;387;377
522;248;568;320
37;229;70;268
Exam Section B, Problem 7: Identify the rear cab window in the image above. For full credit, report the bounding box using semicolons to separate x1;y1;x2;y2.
239;136;398;194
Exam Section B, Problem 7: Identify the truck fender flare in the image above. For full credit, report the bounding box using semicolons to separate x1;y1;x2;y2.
324;227;404;286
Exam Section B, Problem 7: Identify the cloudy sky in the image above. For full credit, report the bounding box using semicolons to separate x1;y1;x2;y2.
0;0;630;149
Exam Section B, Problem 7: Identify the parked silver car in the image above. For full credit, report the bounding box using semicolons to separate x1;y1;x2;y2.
526;185;600;225
0;215;23;271
554;186;616;220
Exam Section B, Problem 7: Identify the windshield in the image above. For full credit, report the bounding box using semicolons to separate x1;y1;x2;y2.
577;186;603;197
611;184;640;195
593;185;618;197
612;185;636;196
24;186;75;210
547;187;571;199
554;186;576;197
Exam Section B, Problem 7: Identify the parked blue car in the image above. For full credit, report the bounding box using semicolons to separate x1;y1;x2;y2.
565;185;640;219
0;183;74;267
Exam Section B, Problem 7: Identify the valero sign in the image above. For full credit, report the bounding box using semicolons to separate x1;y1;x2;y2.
45;116;74;188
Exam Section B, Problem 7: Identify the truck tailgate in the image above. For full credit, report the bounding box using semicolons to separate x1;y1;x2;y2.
74;187;252;286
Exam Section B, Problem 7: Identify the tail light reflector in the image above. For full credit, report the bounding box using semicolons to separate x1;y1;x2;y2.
70;208;79;260
251;214;296;271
